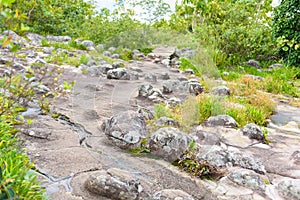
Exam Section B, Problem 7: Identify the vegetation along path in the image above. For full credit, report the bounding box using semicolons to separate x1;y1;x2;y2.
0;32;296;200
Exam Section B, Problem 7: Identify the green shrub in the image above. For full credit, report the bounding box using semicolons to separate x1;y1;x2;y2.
272;0;300;66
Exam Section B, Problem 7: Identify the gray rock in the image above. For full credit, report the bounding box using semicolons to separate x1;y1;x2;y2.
277;179;300;200
43;47;54;54
102;111;148;149
81;40;95;48
161;59;169;66
107;68;130;80
138;83;154;98
112;62;122;69
188;81;203;95
154;58;161;64
160;72;170;80
87;66;102;76
244;74;264;81
162;80;181;94
149;127;192;162
2;30;28;47
197;146;266;174
246;60;260;68
211;86;231;96
102;51;112;57
108;47;116;52
85;168;148;200
184;69;194;75
46;35;71;42
147;53;156;59
228;169;266;190
111;54;120;59
241;123;265;142
206;115;237;128
100;64;113;74
96;44;104;51
269;63;283;69
167;97;181;108
154;117;180;127
152;189;194;200
144;74;157;83
25;32;45;46
137;107;154;120
223;72;230;76
87;60;97;67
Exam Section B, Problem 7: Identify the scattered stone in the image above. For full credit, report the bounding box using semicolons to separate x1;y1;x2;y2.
223;72;230;76
244;74;264;81
162;80;180;94
144;74;157;83
152;189;195;200
241;123;265;142
81;40;95;50
138;83;154;98
43;47;54;54
137;107;154;120
147;53;156;59
154;117;180;127
277;179;300;200
154;58;161;64
112;62;122;69
149;127;192;162
228;169;266;191
102;111;148;149
46;35;71;42
96;44;104;51
188;81;203;95
184;69;194;75
160;72;170;80
167;97;181;108
85;168;148;200
107;68;130;80
99;64;113;74
26;32;45;46
108;47;116;52
161;59;169;66
111;54;120;59
211;86;231;96
246;60;260;68
87;60;97;67
206;115;237;128
102;51;112;57
268;63;283;69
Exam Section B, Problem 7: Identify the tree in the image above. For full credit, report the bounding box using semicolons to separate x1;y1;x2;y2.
272;0;300;66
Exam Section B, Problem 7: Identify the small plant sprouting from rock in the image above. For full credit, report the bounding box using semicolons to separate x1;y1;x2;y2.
128;138;151;155
176;140;224;180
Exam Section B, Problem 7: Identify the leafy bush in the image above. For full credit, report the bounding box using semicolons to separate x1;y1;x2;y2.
272;0;300;66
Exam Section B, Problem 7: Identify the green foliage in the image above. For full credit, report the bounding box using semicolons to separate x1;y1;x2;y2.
153;103;174;120
177;0;275;67
179;58;201;76
11;0;95;37
272;0;300;66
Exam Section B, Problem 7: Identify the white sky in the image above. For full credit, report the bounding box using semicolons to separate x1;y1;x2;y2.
94;0;179;11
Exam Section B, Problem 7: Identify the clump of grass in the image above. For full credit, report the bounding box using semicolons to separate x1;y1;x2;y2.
79;54;89;65
175;141;224;180
153;103;174;120
179;58;201;76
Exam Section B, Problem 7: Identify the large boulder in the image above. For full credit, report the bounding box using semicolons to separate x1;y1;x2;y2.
206;115;237;128
149;127;192;162
228;169;266;191
152;189;194;200
197;146;266;174
102;111;148;149
107;68;130;80
277;178;300;200
211;86;231;96
241;123;265;142
85;168;150;200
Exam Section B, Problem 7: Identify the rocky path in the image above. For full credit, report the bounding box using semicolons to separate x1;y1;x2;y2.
2;31;299;200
